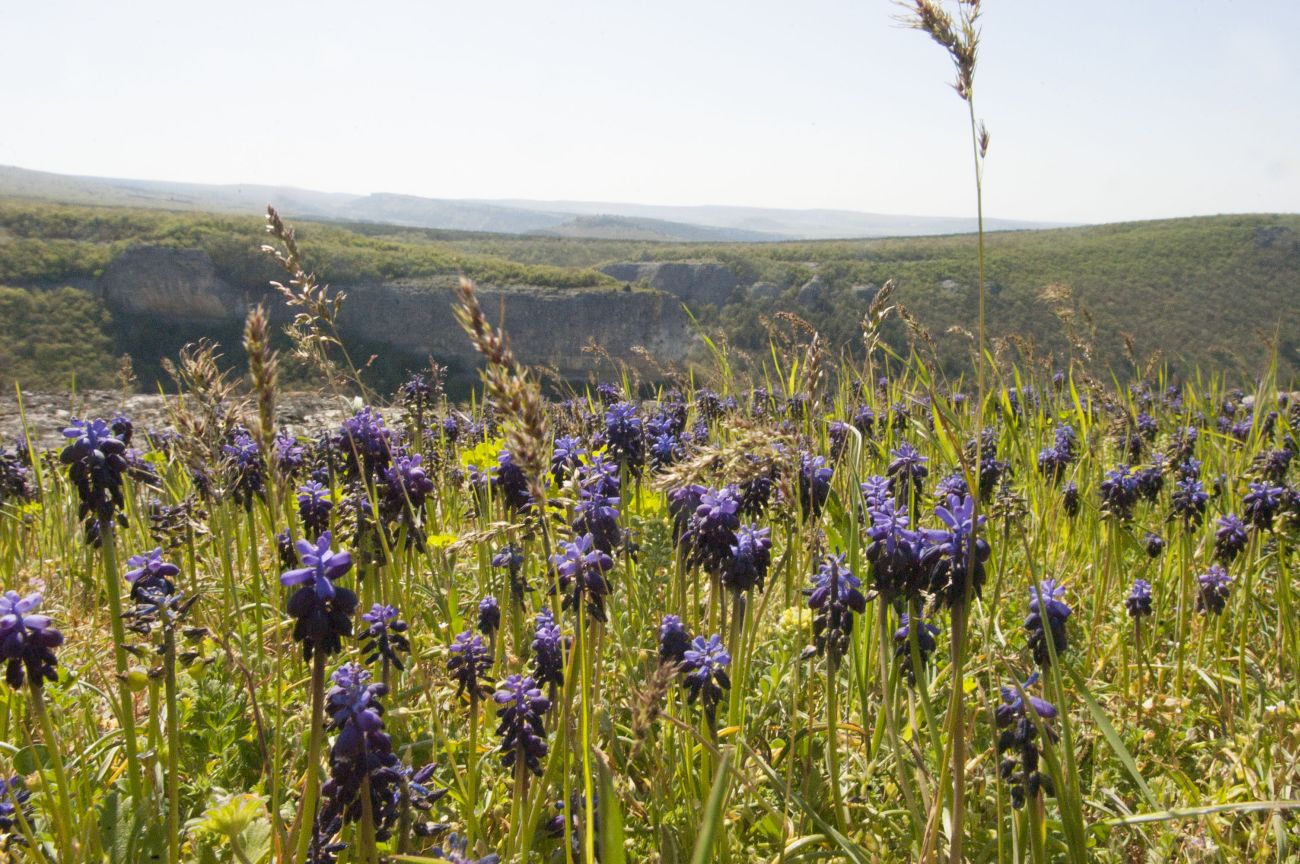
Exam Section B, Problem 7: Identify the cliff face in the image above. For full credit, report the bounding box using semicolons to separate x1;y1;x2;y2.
600;262;738;308
96;245;696;379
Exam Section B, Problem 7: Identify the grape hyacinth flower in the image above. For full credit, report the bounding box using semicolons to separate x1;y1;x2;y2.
431;832;501;864
571;487;622;554
338;406;394;479
0;591;63;690
721;524;772;594
1169;477;1208;526
658;614;691;666
681;634;732;717
865;497;924;603
1062;481;1080;518
360;604;410;673
1125;579;1153;618
478;595;501;637
1196;565;1232;615
448;630;494;701
860;474;891;509
274;432;307;478
124;546;181;601
603;402;646;477
550;534;615;623
1243;482;1284;530
1143;532;1165;558
996;673;1059;809
0;774;32;840
805;554;867;664
383;453;435;519
1025;580;1071;668
492;545;527;601
298;481;334;539
494;674;551;776
668;484;708;541
531;608;566;691
681;486;741;575
314;663;406;849
491;450;534;514
281;532;358;659
1099;465;1139;521
798;453;834;518
222;430;266;509
887;442;929;508
1134;463;1164;503
920;494;991;609
893;614;940;682
60;418;129;543
1214;513;1249;563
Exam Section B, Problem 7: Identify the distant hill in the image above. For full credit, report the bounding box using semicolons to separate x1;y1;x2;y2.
0;196;1296;392
0;164;1066;241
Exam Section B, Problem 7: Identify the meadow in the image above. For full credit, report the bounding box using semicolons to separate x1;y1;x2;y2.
0;255;1298;862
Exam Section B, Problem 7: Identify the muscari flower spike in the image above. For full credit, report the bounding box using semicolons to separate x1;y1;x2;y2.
798;453;834;518
360;603;410;672
681;634;731;716
1214;513;1249;563
60;417;129;543
1196;565;1232;615
494;674;551;776
281;532;358;659
448;630;493;701
658;614;691;666
297;481;334;539
893;613;940;682
920;494;991;609
722;523;771;594
805;553;867;664
1025;580;1071;668
1125;579;1153;619
550;534;614;623
0;591;63;690
995;672;1059;809
531;608;566;690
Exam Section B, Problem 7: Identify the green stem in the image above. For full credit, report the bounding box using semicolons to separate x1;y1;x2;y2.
164;627;182;864
30;684;76;858
101;526;143;801
292;652;328;864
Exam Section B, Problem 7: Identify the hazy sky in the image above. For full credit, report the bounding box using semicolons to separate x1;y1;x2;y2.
3;0;1298;223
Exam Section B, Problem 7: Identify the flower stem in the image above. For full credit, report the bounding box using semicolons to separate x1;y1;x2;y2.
292;651;328;864
101;526;143;802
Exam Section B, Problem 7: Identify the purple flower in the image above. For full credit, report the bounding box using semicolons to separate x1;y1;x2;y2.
531;609;566;690
658;615;691;665
124;546;181;600
274;433;307;477
432;832;500;864
806;553;866;663
1062;481;1080;518
893;613;939;681
550;435;584;484
995;672;1059;809
860;474;891;509
361;604;410;672
449;631;493;700
798;453;833;518
681;634;731;714
1214;513;1249;562
384;453;435;515
603;402;646;477
1099;465;1139;520
222;430;266;508
60;417;128;541
1025;580;1071;668
1196;565;1232;615
1243;482;1284;530
1170;477;1207;525
297;481;334;538
572;488;622;555
1125;579;1153;619
281;532;358;659
0;591;63;689
722;524;771;593
491;450;533;513
681;486;741;575
338;406;394;478
887;442;929;505
920;494;991;608
492;545;527;601
865;498;924;603
550;534;615;622
478;596;501;636
494;674;551;776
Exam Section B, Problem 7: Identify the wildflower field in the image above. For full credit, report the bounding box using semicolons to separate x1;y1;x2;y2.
2;258;1299;864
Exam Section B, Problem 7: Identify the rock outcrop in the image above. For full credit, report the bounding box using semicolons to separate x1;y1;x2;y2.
95;246;696;380
99;246;247;320
599;262;738;308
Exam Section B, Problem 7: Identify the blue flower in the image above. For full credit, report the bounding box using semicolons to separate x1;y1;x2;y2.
1196;565;1232;615
449;631;493;700
297;481;334;538
722;524;772;593
1214;513;1249;562
920;495;991;608
1243;482;1284;530
887;442;929;505
550;534;615;622
682;634;731;714
478;596;501;636
806;553;866;663
798;453;833;518
494;674;551;776
281;532;357;659
658;614;691;665
531;608;566;690
893;613;940;681
1125;579;1153;619
1025;580;1071;667
361;604;410;671
0;591;63;689
995;672;1059;809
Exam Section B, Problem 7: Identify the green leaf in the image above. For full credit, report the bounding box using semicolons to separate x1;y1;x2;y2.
1065;665;1159;811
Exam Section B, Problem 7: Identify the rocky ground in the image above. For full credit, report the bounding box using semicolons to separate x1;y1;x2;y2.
2;390;358;449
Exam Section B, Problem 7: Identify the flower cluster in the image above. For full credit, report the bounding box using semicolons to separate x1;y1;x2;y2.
1025;580;1071;668
551;534;614;622
0;591;63;690
494;674;551;776
682;634;732;716
281;532;358;659
805;554;867;664
995;674;1058;809
360;604;410;672
60;418;129;543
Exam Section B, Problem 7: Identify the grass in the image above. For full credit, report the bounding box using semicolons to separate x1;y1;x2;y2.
0;335;1298;862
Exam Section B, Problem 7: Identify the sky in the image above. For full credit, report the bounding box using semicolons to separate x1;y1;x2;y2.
2;0;1298;224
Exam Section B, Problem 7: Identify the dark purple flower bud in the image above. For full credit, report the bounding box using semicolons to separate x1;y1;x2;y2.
1170;477;1208;526
0;774;32;834
668;484;708;540
893;613;939;682
361;603;410;671
1134;464;1164;503
1143;532;1165;558
681;634;731;715
798;453;833;518
60;417;129;540
648;433;684;471
124;546;181;601
806;553;867;663
603;402;645;477
298;481;334;539
1243;481;1284;530
571;489;622;555
491;450;533;514
550;534;614;622
1125;579;1153;618
1215;513;1249;562
531;608;566;690
478;596;501;636
935;472;969;502
384;454;435;516
449;630;493;700
722;524;772;593
1099;465;1139;520
995;672;1058;809
681;486;741;575
432;832;500;864
281;532;358;659
0;591;63;689
852;405;876;437
658;614;691;665
338;407;394;478
494;674;551;776
1025;580;1071;668
1062;481;1080;518
1196;565;1232;615
865;498;924;603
